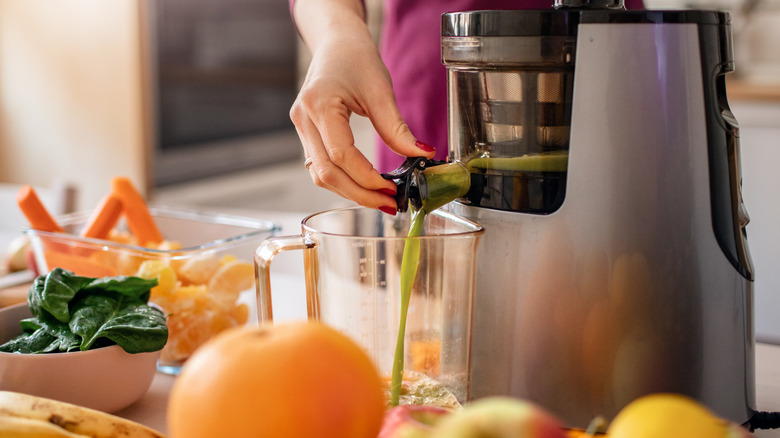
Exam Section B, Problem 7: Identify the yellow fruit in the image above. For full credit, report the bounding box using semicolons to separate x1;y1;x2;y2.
162;284;208;314
218;254;237;266
207;260;254;307
176;255;220;285
0;390;165;437
135;260;178;302
167;322;385;438
607;393;728;438
229;303;250;325
160;288;249;363
115;253;145;276
162;298;235;363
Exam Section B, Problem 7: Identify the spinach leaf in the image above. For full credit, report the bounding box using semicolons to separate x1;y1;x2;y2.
82;275;156;304
0;318;81;353
74;304;168;353
69;294;167;353
19;317;42;332
1;268;167;354
28;268;94;323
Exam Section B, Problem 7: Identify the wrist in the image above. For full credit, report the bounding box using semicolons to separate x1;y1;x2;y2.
293;0;370;52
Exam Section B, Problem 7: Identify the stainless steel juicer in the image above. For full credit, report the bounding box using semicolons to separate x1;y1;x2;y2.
440;0;755;427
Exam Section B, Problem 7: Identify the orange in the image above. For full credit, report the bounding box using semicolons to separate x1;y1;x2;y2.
176;255;221;285
161;294;241;363
207;259;254;307
135;260;178;303
168;321;385;438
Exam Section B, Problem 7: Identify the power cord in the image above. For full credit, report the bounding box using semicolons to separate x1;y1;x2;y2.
748;411;780;432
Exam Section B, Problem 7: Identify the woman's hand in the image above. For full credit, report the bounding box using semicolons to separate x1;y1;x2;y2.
289;0;435;213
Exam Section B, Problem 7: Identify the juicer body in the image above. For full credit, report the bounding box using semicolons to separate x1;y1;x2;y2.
444;12;756;426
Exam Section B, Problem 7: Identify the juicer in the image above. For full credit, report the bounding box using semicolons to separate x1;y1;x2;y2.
437;0;755;427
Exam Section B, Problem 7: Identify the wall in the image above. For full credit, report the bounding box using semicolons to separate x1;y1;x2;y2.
0;0;152;211
733;100;780;344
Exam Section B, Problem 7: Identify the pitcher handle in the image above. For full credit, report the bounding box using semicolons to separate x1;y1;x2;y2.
254;235;314;323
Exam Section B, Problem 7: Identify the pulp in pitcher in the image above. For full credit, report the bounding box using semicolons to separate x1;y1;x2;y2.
383;370;463;411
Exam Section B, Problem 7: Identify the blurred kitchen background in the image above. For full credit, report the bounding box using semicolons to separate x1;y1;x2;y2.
1;0;779;337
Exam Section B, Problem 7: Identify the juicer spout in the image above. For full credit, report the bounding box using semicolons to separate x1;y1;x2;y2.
381;157;446;213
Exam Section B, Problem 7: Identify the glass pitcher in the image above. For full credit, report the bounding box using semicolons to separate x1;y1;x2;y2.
254;206;484;407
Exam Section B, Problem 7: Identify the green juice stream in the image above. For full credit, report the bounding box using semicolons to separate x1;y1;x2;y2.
389;207;425;406
388;161;470;406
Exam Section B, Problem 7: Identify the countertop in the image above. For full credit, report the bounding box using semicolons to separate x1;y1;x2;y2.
3;208;780;436
118;343;780;436
728;77;780;103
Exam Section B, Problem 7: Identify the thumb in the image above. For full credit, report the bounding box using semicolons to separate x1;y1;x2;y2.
368;99;436;159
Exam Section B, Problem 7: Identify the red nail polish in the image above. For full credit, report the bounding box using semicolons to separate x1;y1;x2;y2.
379;206;397;216
379;188;397;197
415;141;436;153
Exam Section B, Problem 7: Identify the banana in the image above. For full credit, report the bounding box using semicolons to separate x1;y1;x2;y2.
0;391;166;438
0;416;89;437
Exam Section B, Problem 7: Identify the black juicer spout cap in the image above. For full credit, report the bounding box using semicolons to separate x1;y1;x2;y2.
381;157;446;213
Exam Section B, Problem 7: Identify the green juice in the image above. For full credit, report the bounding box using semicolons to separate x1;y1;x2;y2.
389;207;425;406
466;151;569;173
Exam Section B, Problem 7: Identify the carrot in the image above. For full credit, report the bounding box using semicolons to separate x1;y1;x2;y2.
111;177;163;245
16;185;64;232
80;193;123;239
43;249;117;278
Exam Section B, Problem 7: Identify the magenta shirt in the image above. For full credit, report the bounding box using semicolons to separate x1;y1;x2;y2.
290;1;644;172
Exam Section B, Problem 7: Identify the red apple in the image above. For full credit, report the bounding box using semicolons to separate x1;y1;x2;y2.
378;405;452;438
25;245;38;276
430;397;568;438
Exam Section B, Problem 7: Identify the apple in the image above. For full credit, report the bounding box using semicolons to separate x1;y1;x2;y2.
378;405;452;438
5;235;30;272
429;397;568;438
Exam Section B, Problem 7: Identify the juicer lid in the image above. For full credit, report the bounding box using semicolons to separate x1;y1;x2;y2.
442;9;731;38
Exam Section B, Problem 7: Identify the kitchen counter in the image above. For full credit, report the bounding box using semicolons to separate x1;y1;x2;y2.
728;77;780;103
119;343;780;436
3;207;779;436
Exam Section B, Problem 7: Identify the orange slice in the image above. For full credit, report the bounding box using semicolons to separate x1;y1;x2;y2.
207;260;254;307
177;255;220;285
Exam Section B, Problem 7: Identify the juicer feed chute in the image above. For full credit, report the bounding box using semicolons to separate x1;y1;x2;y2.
441;7;756;428
443;11;576;213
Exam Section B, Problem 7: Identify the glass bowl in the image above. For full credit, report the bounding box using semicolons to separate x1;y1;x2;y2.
24;207;280;373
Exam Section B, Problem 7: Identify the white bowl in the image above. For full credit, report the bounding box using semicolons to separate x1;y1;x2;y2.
0;302;160;413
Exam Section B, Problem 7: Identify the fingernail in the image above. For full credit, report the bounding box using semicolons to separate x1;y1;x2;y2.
415;141;436;153
379;188;397;197
379;206;397;216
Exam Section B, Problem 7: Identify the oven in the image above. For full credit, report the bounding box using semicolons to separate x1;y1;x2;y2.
148;0;301;186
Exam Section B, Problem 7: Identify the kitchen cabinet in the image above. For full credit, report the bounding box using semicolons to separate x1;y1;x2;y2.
0;0;153;210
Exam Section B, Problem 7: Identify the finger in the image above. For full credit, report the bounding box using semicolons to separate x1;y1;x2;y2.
365;84;437;159
309;146;398;213
290;97;319;169
300;84;397;194
317;115;397;193
292;103;398;212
